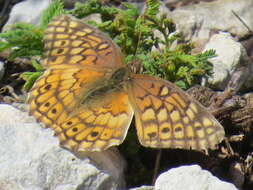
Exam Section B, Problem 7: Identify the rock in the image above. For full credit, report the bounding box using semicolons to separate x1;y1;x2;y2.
2;0;51;31
129;185;154;190
0;104;125;190
82;13;102;24
154;165;238;190
165;0;216;8
168;0;253;49
203;32;252;91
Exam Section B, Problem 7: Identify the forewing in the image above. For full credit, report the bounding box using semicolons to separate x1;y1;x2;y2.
28;14;132;152
127;74;225;151
43;15;123;69
28;68;107;128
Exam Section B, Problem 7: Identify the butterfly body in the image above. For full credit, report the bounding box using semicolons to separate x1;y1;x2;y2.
28;15;225;152
85;67;128;96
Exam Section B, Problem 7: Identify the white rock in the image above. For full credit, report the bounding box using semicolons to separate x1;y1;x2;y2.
154;165;238;190
203;32;252;90
168;0;253;47
2;0;51;31
0;104;124;190
129;185;153;190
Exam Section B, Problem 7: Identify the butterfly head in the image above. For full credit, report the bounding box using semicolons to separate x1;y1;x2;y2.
127;59;143;74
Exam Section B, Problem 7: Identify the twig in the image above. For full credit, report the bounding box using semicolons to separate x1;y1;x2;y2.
152;149;162;185
231;10;253;34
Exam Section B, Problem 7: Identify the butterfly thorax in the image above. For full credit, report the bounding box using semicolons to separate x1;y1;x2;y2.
82;67;129;104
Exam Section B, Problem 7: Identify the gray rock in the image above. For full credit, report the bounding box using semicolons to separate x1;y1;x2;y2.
129;185;154;190
2;0;51;31
168;0;253;48
0;104;125;190
154;165;238;190
203;32;252;91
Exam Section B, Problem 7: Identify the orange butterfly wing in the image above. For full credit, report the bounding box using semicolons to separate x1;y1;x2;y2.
43;15;123;69
28;15;133;151
55;90;133;151
127;74;225;150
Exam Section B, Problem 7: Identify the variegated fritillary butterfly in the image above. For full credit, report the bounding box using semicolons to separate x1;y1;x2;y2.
28;15;225;152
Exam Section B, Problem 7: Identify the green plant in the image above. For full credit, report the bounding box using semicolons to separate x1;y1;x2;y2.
20;60;43;91
0;0;65;59
71;0;215;89
0;23;44;59
0;0;65;89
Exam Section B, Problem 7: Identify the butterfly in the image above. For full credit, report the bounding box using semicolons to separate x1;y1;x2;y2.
28;15;225;152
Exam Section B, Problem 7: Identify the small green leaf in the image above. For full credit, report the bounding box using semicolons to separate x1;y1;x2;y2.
31;60;43;72
175;80;187;90
21;71;43;91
